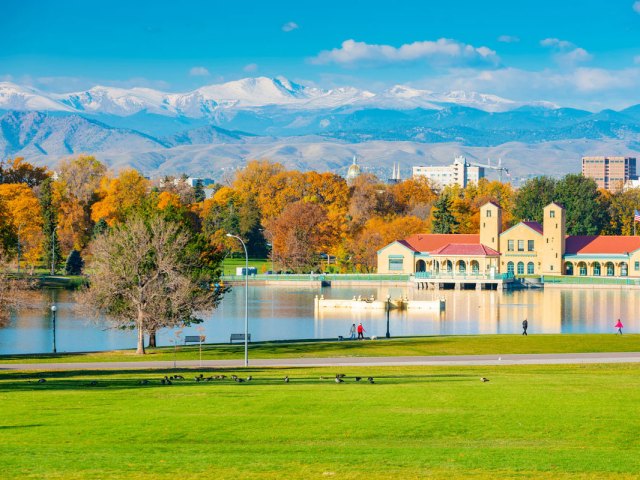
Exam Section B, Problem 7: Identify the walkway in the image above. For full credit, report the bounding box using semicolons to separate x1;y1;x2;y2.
1;352;639;371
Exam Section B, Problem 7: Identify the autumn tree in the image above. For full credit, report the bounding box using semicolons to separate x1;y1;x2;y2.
266;201;328;272
54;156;106;251
82;214;226;354
605;188;640;235
91;169;149;226
0;183;45;269
0;158;49;187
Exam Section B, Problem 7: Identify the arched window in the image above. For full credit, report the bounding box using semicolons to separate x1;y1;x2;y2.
517;262;524;275
457;260;466;274
507;262;514;274
565;262;574;275
621;262;628;277
593;262;601;276
470;260;480;274
578;262;587;276
527;262;534;274
416;260;426;272
606;262;614;276
444;260;453;273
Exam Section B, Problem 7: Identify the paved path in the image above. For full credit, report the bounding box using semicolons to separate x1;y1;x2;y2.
1;352;639;371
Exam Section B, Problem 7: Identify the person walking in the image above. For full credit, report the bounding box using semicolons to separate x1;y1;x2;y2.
615;318;624;335
357;322;365;340
522;318;528;336
349;323;356;340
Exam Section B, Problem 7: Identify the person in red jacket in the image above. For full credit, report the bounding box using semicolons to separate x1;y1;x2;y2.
357;322;365;340
615;319;624;335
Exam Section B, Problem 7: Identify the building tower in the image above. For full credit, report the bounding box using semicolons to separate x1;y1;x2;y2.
479;201;501;253
541;202;566;275
346;156;362;186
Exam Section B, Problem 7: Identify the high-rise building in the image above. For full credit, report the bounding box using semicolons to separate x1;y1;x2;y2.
412;156;484;189
581;156;637;192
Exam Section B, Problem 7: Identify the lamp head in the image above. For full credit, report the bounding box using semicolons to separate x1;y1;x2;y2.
226;233;233;238
51;305;57;312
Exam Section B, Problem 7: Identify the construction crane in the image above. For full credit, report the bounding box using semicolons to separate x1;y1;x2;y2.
469;158;511;183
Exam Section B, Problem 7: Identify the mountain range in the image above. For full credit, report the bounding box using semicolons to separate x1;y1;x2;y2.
1;77;639;181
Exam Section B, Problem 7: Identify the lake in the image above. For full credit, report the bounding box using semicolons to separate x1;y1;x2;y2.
0;285;638;355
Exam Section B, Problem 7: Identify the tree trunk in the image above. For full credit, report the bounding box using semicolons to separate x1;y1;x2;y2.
148;330;157;348
136;313;146;355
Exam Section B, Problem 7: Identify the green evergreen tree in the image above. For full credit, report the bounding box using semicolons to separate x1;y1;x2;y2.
93;218;109;238
65;250;84;275
431;194;458;234
39;178;61;273
193;181;206;203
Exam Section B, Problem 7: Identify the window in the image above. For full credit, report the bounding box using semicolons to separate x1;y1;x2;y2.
635;261;639;271
606;263;614;276
389;256;404;271
621;262;628;277
550;210;555;218
579;263;587;276
527;262;534;274
507;262;514;274
508;240;514;251
517;240;524;252
517;262;524;275
593;262;601;276
486;210;492;217
528;240;534;251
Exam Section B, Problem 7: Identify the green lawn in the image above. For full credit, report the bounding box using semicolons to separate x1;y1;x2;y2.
222;257;271;275
0;363;638;479
1;334;638;364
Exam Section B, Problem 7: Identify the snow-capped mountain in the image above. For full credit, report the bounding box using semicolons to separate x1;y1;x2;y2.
0;77;559;118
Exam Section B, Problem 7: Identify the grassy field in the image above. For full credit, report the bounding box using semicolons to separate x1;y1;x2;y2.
0;363;638;479
0;334;638;364
222;257;271;275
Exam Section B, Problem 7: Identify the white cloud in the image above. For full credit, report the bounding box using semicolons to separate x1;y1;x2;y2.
243;63;258;73
498;35;520;43
282;21;299;32
540;38;574;49
635;55;640;64
311;38;499;66
634;1;640;13
189;66;210;77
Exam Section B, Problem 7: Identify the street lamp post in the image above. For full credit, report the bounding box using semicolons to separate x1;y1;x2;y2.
226;233;249;367
16;224;23;274
51;305;57;353
385;295;391;338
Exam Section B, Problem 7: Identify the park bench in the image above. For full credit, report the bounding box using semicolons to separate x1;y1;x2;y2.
230;333;251;344
184;335;205;345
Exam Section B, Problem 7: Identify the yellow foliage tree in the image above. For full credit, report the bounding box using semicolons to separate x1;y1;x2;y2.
0;183;44;268
91;169;149;226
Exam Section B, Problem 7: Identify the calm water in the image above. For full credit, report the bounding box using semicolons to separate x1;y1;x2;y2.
1;285;639;355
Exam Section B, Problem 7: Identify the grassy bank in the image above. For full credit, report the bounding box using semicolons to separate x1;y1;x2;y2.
1;334;638;364
0;363;638;479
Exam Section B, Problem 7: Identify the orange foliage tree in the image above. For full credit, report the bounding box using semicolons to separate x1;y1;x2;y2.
91;169;149;226
0;183;44;268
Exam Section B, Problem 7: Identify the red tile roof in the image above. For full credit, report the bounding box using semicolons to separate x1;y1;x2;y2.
565;236;640;255
400;234;480;253
430;243;501;256
521;221;543;234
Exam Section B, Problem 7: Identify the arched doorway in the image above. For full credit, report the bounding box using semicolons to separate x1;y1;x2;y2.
578;262;587;276
565;262;574;275
416;259;426;272
517;262;524;275
507;262;514;275
457;260;466;274
621;262;628;276
470;260;479;274
592;262;601;276
444;260;453;273
527;262;534;274
605;262;614;276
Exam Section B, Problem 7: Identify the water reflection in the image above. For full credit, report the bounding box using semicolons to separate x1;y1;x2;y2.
0;286;638;355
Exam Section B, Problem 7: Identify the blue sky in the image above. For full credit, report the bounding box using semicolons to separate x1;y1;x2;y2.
2;0;640;109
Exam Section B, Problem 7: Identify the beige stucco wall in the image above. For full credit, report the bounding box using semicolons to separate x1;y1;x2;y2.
499;224;542;274
377;243;415;274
